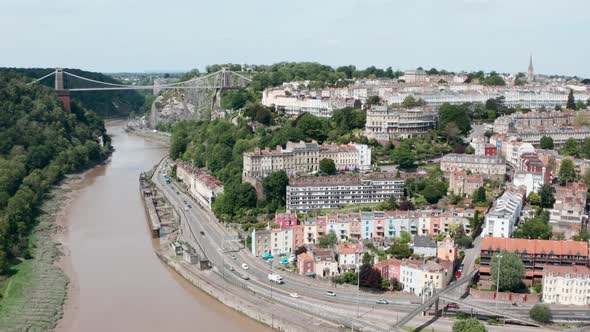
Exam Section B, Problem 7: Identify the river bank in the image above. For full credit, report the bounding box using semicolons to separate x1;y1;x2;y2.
0;172;92;332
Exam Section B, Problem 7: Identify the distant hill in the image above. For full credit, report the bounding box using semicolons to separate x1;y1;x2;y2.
0;67;146;117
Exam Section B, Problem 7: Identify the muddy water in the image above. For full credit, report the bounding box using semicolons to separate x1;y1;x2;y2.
57;122;267;332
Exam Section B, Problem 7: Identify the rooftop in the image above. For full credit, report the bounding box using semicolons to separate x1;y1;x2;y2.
481;237;589;257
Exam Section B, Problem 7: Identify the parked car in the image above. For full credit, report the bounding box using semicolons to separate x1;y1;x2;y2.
176;191;180;195
187;204;192;209
239;274;249;280
230;255;236;260
376;299;389;305
325;291;336;297
184;207;189;211
200;231;205;235
446;303;460;310
228;266;234;271
289;293;301;298
241;263;249;270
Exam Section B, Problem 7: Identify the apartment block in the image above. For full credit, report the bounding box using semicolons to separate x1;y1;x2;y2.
482;185;526;238
542;265;590;306
549;182;588;225
286;175;404;212
364;106;437;142
448;171;484;197
400;259;453;296
479;237;589;281
440;154;506;180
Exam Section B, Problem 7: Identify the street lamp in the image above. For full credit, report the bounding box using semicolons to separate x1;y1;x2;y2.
495;254;503;311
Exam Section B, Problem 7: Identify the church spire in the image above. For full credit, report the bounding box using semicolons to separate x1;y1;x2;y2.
527;53;534;82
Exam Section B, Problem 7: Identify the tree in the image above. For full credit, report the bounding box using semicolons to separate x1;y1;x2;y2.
362;252;373;265
526;192;541;206
452;318;487;332
561;138;578;156
529;304;552;323
391;143;416;170
490;250;525;292
318;232;338;248
444;122;460;144
402;95;425;108
513;210;552;240
538;185;555;208
387;241;413;259
296;113;328;142
399;231;412;244
566;89;576;110
473;187;486;203
539;136;554;150
319;158;337;175
262;170;289;210
366;95;382;107
359;263;382;289
390;277;403;291
380;194;399;210
398;199;415;211
558;158;576;184
438;103;472;136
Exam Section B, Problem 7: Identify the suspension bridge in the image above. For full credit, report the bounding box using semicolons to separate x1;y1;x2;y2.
28;67;252;112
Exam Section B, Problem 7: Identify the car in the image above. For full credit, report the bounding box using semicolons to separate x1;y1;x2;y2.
200;231;205;235
446;303;460;310
376;299;389;305
289;292;301;298
183;200;187;204
325;291;336;297
458;265;464;271
176;191;180;194
187;204;192;209
228;266;234;271
241;263;249;270
239;274;249;280
230;255;236;260
184;207;189;211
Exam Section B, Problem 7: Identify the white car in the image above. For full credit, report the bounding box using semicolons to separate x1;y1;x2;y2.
325;291;336;297
241;263;249;270
289;292;301;298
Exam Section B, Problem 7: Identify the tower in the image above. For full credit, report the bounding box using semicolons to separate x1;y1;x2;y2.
55;68;71;112
527;53;534;82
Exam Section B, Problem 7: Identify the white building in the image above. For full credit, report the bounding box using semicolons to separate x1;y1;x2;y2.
440;154;506;180
400;259;453;296
542;265;590;306
176;161;224;209
270;227;293;256
364;106;437;142
512;171;545;196
242;141;372;181
482;186;526;238
286;175;404;212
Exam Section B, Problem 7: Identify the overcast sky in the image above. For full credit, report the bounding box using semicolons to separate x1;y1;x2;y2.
1;0;588;77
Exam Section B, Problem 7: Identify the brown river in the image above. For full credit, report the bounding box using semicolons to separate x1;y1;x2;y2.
56;122;268;332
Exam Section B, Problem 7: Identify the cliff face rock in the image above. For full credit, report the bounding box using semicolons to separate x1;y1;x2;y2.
148;89;216;127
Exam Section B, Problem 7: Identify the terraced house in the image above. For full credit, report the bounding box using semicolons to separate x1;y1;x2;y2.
242;140;371;182
440;154;506;180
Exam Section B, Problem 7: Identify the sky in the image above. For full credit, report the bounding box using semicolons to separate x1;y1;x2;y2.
1;0;589;77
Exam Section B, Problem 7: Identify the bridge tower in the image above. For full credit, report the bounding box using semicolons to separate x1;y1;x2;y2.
55;68;71;112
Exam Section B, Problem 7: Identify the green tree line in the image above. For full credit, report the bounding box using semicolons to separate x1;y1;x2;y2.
0;72;110;274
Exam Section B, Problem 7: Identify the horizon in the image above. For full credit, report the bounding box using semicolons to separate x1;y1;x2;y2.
1;0;589;77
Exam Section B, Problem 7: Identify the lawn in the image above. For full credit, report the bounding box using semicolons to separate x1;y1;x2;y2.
0;259;32;314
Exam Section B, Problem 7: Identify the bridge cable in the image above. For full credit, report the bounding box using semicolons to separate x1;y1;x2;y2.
27;71;56;85
63;70;222;89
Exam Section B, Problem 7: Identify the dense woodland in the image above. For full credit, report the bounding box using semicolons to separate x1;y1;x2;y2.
0;72;110;274
0;68;145;118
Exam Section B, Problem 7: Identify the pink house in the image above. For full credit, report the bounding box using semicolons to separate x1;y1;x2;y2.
297;252;314;275
291;224;305;250
373;217;386;240
275;212;298;228
374;258;402;281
